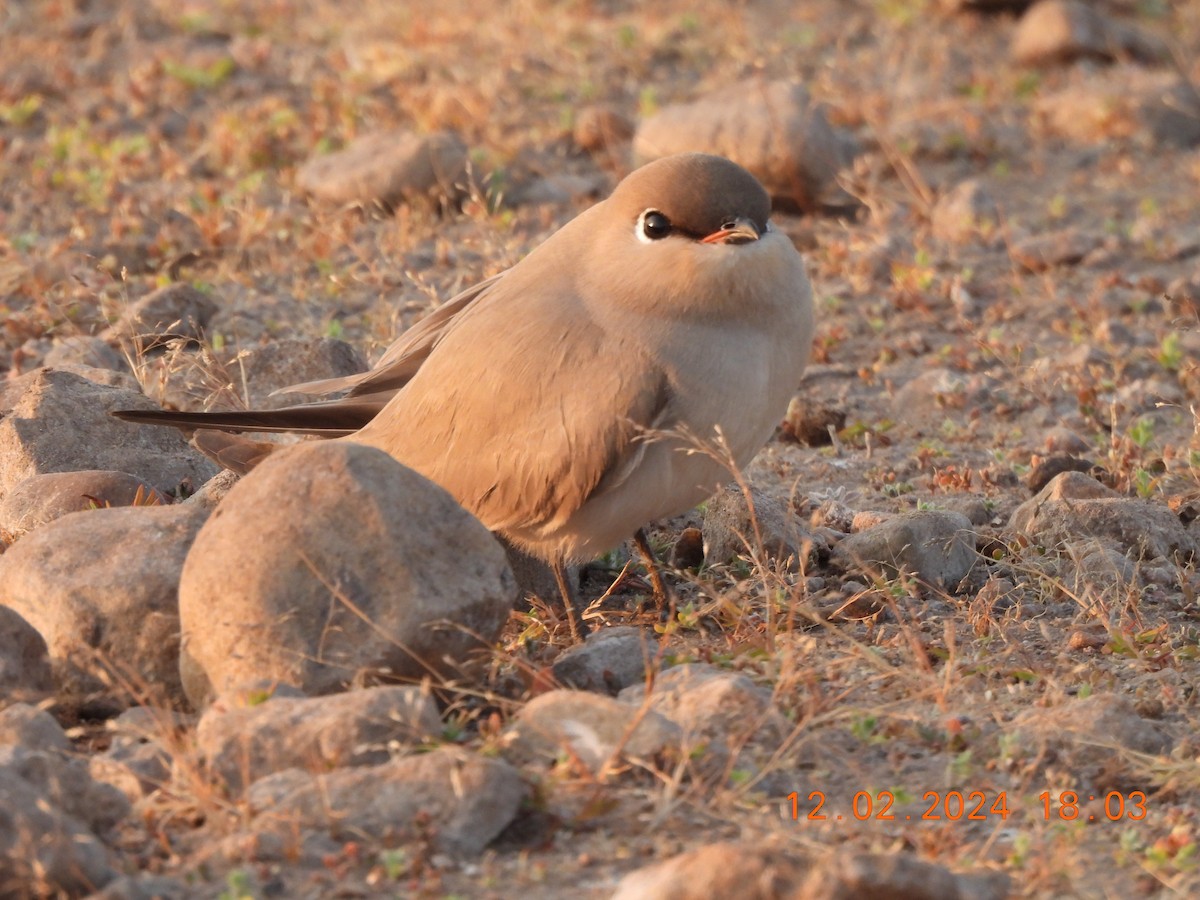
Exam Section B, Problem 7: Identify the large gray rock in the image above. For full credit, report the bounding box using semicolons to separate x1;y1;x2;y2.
245;748;525;857
0;503;208;706
0;367;218;500
504;689;680;773
196;685;442;792
0;469;165;542
834;510;977;589
178;441;516;706
297;129;469;209
0;605;54;702
634;80;854;213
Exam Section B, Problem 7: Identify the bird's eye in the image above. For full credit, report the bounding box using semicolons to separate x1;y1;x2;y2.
639;209;672;241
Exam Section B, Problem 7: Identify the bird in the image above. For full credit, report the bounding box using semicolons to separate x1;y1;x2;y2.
114;153;816;638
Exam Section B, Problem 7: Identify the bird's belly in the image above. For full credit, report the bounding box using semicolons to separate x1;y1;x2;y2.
539;340;795;563
546;437;732;563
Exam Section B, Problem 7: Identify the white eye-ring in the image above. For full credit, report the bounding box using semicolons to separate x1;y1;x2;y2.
636;209;673;244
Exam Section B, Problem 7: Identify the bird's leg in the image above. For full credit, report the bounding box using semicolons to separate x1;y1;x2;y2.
552;562;589;641
633;527;674;614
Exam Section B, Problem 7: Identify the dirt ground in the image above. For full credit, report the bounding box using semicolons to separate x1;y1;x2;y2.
3;0;1200;897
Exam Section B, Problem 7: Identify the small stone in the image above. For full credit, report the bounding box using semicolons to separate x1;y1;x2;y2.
634;80;856;213
1029;345;1112;384
1010;229;1104;272
297;129;469;210
611;842;809;900
0;766;117;894
1025;456;1096;494
104;283;218;353
1140;80;1200;149
229;337;368;409
0;606;54;702
0;470;166;542
835;510;977;589
90;736;173;803
1093;318;1138;348
1012;0;1163;67
573;104;635;154
935;495;994;527
196;685;442;792
1008;693;1173;770
703;484;824;568
43;336;128;373
802;851;1011;900
183;468;242;511
0;703;69;751
826;588;888;622
930;179;1000;243
245;748;525;858
613;843;1009;900
780;395;846;446
621;663;780;738
551;626;656;695
508;173;606;208
1066;539;1139;598
504;689;680;772
1068;626;1108;651
811;498;856;533
89;875;189;900
891;368;999;429
851;510;890;532
974;576;1018;612
1043;427;1091;455
0;745;131;835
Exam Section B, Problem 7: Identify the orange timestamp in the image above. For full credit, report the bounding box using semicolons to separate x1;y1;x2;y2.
786;790;1149;823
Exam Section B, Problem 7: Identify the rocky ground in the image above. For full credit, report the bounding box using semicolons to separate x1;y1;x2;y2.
2;0;1200;897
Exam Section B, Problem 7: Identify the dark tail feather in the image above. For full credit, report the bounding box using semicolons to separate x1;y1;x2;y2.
110;396;387;436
